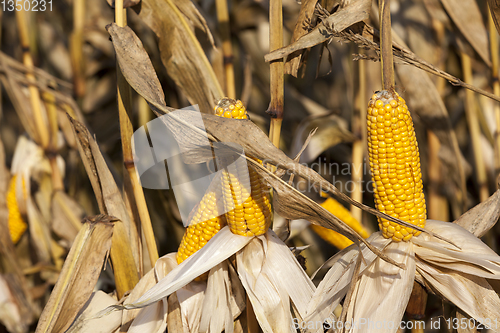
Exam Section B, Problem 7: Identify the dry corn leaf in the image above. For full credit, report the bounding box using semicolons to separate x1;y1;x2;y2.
0;274;34;333
177;282;205;333
127;299;168;333
235;237;291;333
270;0;371;75
440;0;491;66
35;215;114;333
118;253;178;331
345;241;416;333
26;197;52;265
284;0;318;77
454;189;500;238
417;261;500;326
290;113;357;163
65;291;122;333
125;253;179;333
167;291;184;333
68;116;140;298
106;24;171;115
488;0;500;35
0;58;39;142
128;0;223;114
306;235;385;319
51;191;84;243
120;265;159;330
199;261;246;333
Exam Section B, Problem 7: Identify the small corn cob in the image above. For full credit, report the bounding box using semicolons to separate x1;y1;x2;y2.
367;90;426;242
310;197;370;249
176;179;226;265
215;98;273;236
7;175;28;244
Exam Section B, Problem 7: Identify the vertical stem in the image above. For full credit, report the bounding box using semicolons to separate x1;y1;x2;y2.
15;9;49;148
406;282;427;333
351;47;366;222
489;11;500;175
379;0;395;91
138;97;152;128
461;53;489;202
115;0;158;271
216;0;235;98
378;0;429;327
42;92;64;191
269;0;284;149
71;0;85;99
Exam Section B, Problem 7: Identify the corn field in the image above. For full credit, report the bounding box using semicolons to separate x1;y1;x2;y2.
1;0;500;332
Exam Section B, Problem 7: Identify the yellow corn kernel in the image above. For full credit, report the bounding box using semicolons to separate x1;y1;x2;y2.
310;197;370;250
215;98;273;236
367;91;426;242
221;158;272;236
176;187;226;266
214;98;248;119
7;175;27;244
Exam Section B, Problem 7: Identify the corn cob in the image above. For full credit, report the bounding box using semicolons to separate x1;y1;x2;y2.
176;98;272;267
310;197;370;249
176;178;226;265
215;98;273;236
7;175;28;244
367;90;426;242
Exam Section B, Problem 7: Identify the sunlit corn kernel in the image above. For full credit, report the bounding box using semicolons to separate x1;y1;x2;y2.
367;91;426;242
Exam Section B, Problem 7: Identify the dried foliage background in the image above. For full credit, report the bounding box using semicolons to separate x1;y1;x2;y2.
1;0;500;331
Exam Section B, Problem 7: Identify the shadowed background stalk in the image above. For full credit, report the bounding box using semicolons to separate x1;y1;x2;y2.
268;0;284;150
216;0;235;98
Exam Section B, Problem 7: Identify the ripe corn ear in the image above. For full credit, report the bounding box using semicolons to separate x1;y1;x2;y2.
367;90;426;242
310;197;370;249
7;175;28;244
215;98;273;236
176;98;272;268
176;179;226;265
